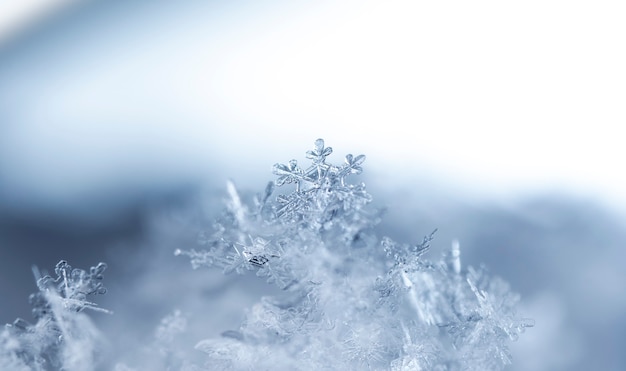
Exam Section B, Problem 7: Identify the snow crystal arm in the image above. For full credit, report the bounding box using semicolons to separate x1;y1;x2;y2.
337;154;366;186
305;138;333;180
273;159;308;192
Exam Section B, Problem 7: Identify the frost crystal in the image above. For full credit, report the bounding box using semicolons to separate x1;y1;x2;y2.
35;260;110;314
1;261;110;371
177;138;533;370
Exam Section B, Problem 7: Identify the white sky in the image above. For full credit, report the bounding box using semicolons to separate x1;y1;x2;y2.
1;0;625;210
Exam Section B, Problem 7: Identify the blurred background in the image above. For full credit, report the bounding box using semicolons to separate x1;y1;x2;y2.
1;1;625;370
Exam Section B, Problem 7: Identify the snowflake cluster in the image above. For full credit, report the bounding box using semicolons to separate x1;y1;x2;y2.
1;261;109;371
176;138;534;370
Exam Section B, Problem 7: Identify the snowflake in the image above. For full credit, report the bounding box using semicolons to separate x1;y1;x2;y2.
35;260;110;314
176;138;533;370
1;260;110;371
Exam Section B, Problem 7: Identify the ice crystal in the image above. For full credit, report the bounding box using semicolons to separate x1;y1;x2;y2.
0;261;109;371
35;260;110;314
176;138;533;370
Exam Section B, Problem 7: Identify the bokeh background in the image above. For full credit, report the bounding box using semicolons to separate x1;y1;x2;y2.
1;1;625;370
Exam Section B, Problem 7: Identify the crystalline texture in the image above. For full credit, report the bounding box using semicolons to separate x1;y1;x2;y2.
1;261;110;371
177;138;533;370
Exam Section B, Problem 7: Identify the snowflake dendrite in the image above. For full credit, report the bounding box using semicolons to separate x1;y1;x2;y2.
177;138;533;370
1;260;110;371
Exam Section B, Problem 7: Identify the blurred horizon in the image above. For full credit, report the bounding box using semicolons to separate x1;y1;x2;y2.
1;0;626;214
